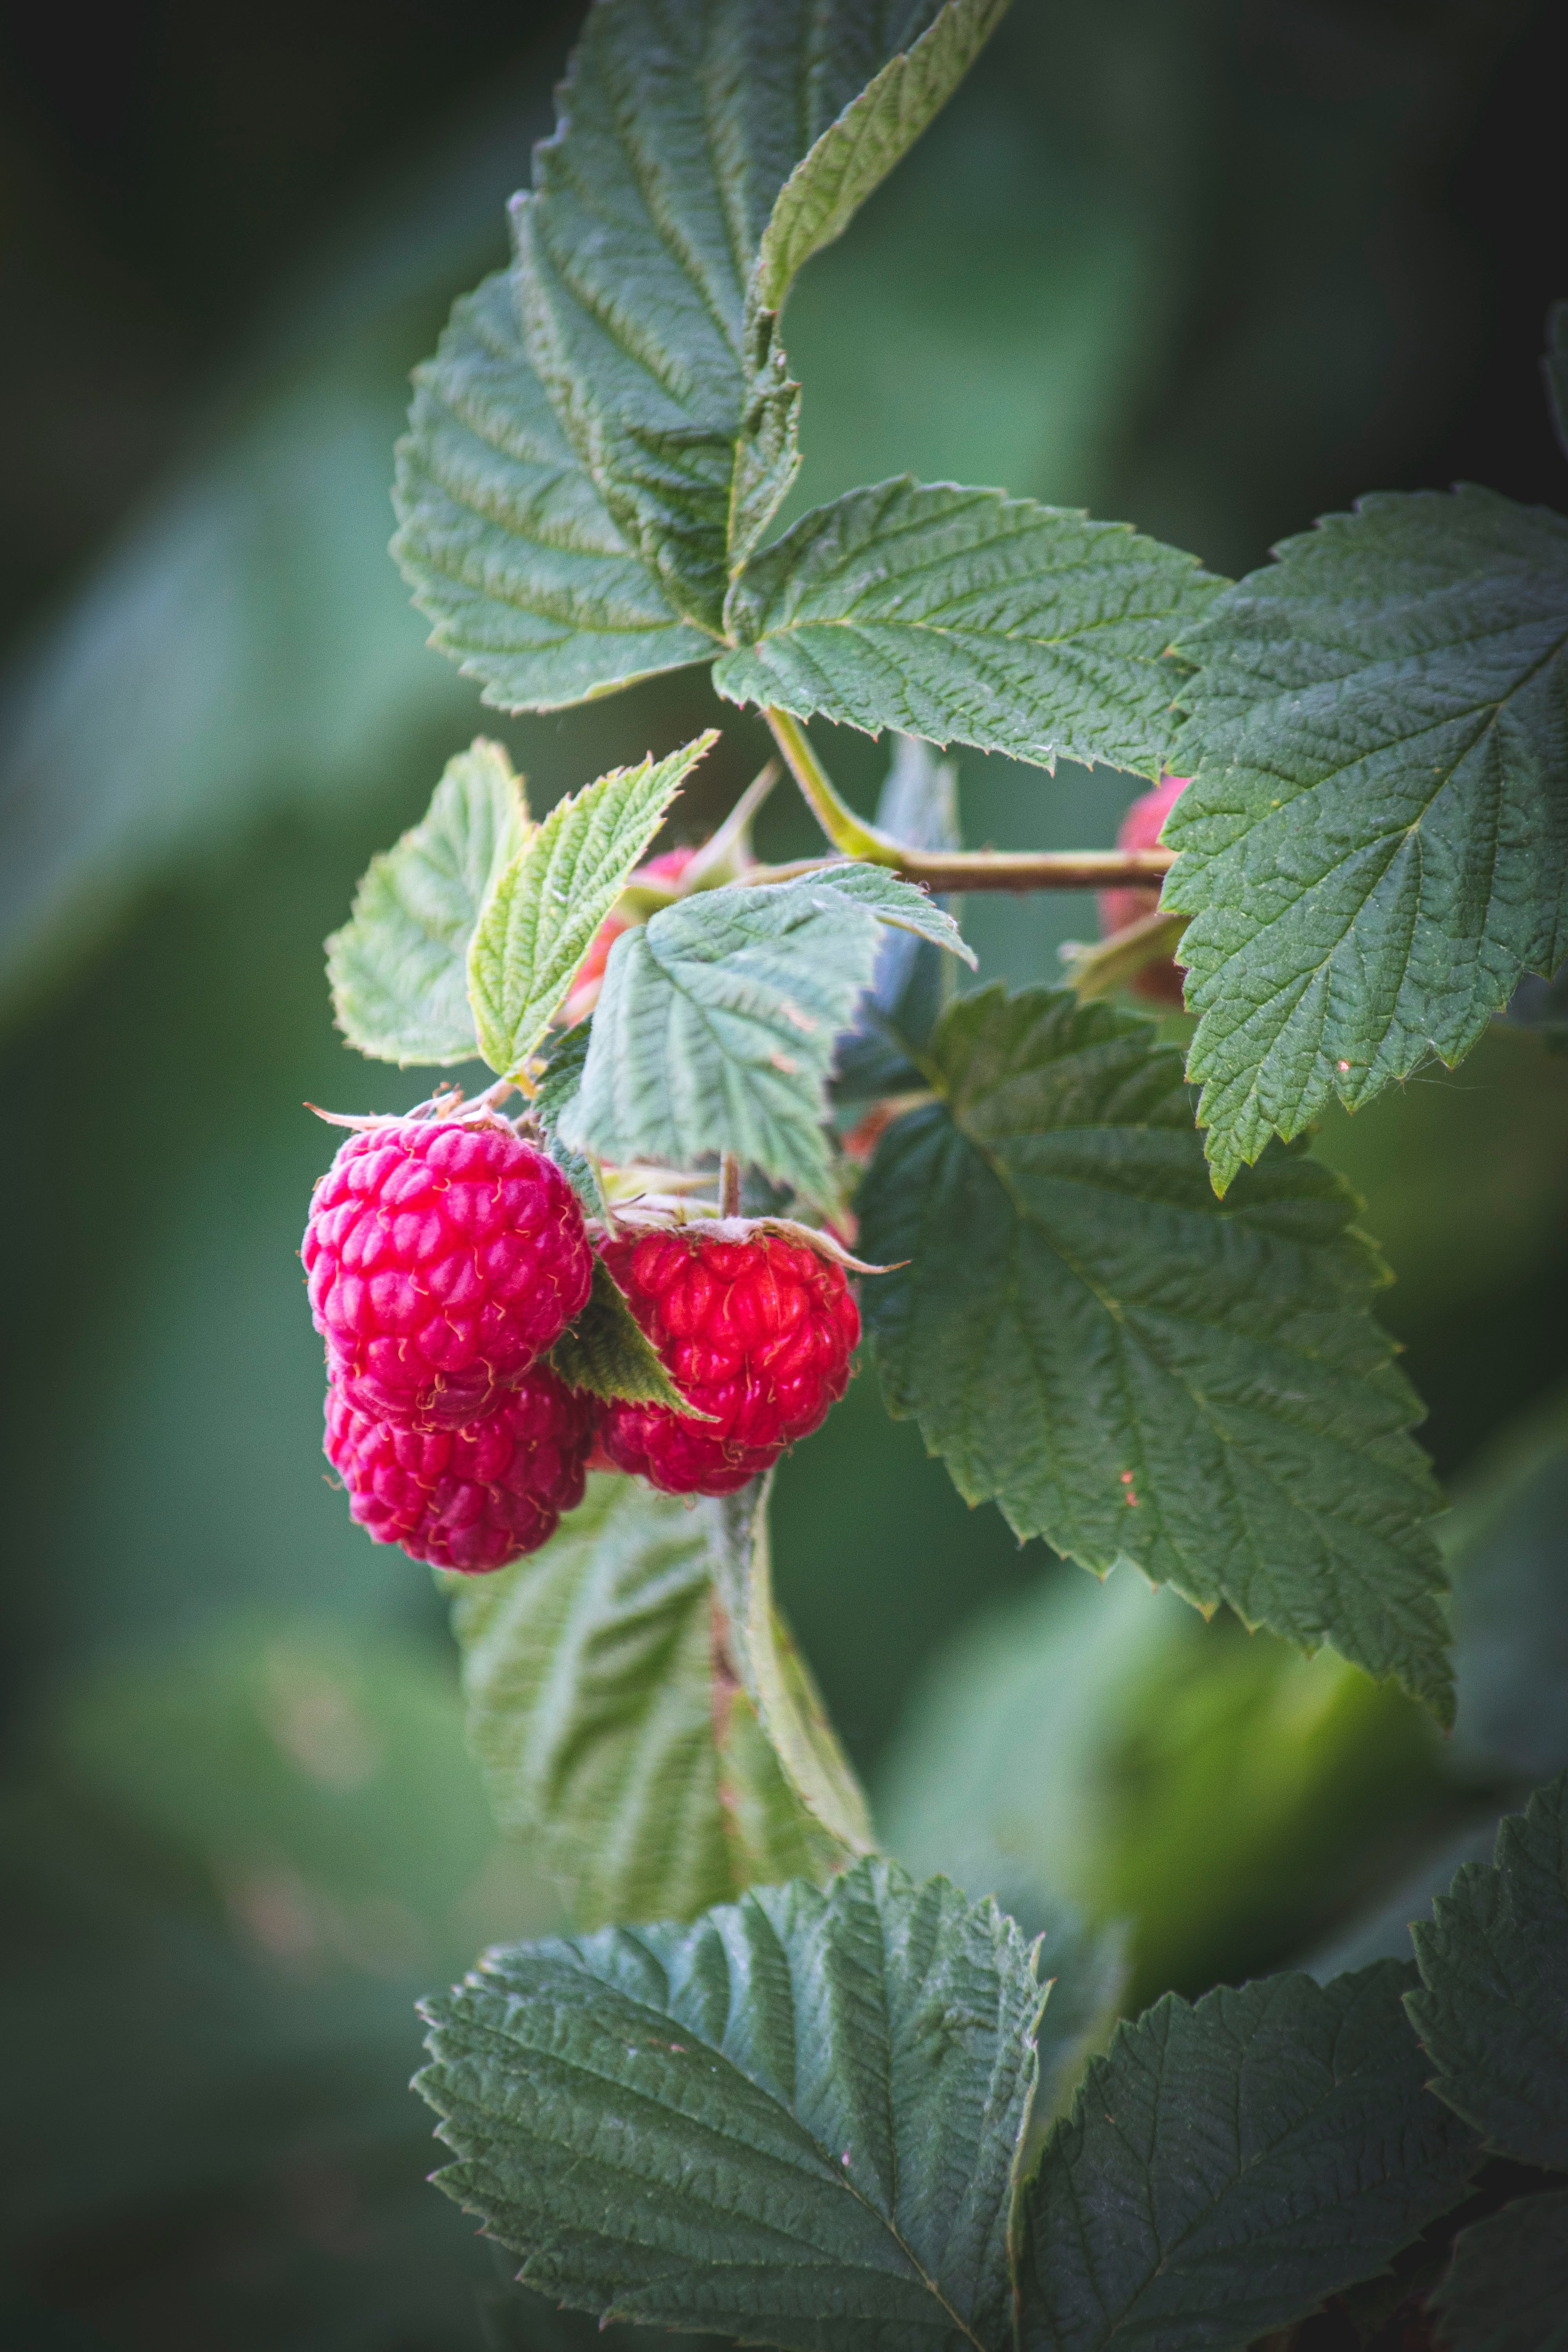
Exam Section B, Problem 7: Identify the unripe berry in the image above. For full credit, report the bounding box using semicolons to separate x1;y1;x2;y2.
324;1365;594;1572
1097;773;1188;1005
596;1227;860;1496
562;844;701;1025
303;1119;592;1427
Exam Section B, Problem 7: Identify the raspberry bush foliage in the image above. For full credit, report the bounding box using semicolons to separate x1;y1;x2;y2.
295;2;1568;2343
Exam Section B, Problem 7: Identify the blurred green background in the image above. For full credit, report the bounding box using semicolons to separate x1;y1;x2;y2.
3;1;1566;2344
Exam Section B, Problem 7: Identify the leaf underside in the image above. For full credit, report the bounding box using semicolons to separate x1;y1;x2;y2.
1166;485;1568;1189
1406;1769;1568;2170
1017;1964;1480;2352
561;864;970;1209
445;1474;864;1929
856;984;1452;1717
467;733;714;1076
327;738;526;1064
417;1857;1041;2350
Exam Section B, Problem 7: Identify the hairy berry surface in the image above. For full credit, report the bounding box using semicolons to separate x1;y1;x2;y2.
1097;772;1188;1005
303;1120;592;1426
324;1365;594;1571
597;1228;859;1495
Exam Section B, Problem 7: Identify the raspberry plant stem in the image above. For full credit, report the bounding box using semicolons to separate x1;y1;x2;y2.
762;706;1176;891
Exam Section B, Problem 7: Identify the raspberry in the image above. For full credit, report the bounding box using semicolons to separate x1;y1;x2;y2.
324;1365;594;1571
562;845;700;1025
303;1119;592;1427
596;1228;860;1495
1097;773;1188;1005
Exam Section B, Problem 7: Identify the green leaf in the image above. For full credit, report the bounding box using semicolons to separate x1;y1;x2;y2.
561;865;972;1209
392;270;716;711
1406;1772;1568;2169
856;984;1452;1717
549;1256;703;1416
417;1858;1043;2348
445;1474;866;1928
468;734;715;1077
754;0;1011;314
326;739;527;1065
1431;2189;1568;2352
1016;1964;1480;2352
515;1;985;632
716;479;1218;775
836;734;965;1105
533;1024;600;1209
1165;486;1568;1190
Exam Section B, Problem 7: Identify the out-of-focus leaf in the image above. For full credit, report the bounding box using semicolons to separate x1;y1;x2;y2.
1017;1965;1479;2352
1407;1773;1568;2169
858;984;1452;1715
327;737;527;1065
468;734;713;1076
1444;1384;1568;1784
417;1859;1041;2347
1431;2188;1568;2352
833;733;962;1105
717;478;1218;773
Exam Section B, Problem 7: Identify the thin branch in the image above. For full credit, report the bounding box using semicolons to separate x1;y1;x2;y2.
762;705;1175;892
1063;908;1189;1001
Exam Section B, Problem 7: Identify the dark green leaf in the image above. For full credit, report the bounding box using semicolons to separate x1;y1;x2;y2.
392;270;715;711
1166;487;1568;1190
533;1024;599;1209
326;738;526;1065
1016;1964;1480;2352
1431;2188;1568;2352
1406;1773;1568;2169
561;865;971;1209
716;479;1217;774
468;733;714;1076
857;984;1452;1716
417;1858;1043;2348
548;1257;702;1415
445;1475;866;1928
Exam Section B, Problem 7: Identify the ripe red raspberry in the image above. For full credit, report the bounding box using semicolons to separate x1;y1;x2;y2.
324;1365;594;1572
1097;773;1188;1005
303;1119;592;1428
596;1228;860;1496
561;844;701;1025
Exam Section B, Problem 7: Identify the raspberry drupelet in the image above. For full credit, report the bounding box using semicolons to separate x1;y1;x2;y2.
324;1365;594;1571
303;1119;592;1428
596;1227;860;1496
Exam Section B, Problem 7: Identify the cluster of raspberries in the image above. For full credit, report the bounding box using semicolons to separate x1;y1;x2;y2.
303;1118;858;1574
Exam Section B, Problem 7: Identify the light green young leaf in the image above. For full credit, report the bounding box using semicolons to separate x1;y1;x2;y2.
1016;1964;1479;2352
445;1474;865;1928
549;1256;704;1416
857;984;1452;1717
392;270;716;711
417;1857;1042;2348
755;0;1011;313
716;479;1218;775
560;865;972;1209
326;739;527;1065
1165;486;1568;1190
1432;2188;1568;2352
468;734;714;1077
1406;1772;1568;2169
515;1;985;632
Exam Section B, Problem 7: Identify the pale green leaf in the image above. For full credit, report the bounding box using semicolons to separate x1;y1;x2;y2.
391;270;716;711
1406;1772;1568;2169
417;1857;1043;2348
1432;2189;1568;2352
515;1;978;630
549;1256;704;1416
468;734;714;1077
1165;486;1568;1190
560;865;971;1209
1016;1964;1479;2352
857;984;1452;1717
755;0;1011;312
445;1474;865;1928
326;739;526;1065
533;1024;600;1209
716;479;1218;775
